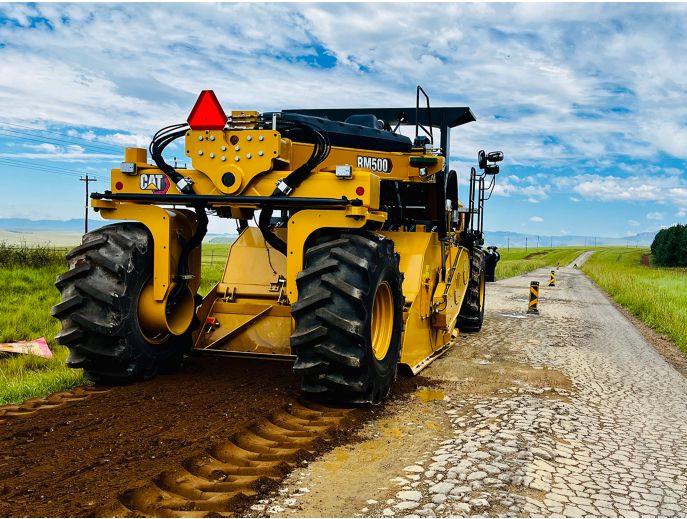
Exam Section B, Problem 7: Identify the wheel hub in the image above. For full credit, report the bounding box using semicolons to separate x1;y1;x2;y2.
371;281;394;360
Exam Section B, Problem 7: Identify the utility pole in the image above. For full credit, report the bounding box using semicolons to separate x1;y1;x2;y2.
80;175;97;233
550;236;553;248
525;237;528;252
507;237;510;253
537;235;539;248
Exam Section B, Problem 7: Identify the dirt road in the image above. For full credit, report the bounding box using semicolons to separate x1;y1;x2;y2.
254;253;687;517
0;352;428;517
2;253;686;517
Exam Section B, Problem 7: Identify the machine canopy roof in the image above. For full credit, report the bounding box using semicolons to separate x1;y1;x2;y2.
282;107;476;129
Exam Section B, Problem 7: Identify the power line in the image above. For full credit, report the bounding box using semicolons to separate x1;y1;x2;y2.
0;121;122;152
0;158;94;179
0;157;86;175
0;129;120;156
0;126;120;153
0;157;92;176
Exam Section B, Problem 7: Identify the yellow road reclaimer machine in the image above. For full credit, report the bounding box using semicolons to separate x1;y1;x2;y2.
52;87;502;404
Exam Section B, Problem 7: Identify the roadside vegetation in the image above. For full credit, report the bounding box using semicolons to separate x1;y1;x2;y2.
0;242;229;405
0;244;85;404
200;243;231;294
0;242;67;268
494;247;588;279
12;243;668;405
583;248;687;354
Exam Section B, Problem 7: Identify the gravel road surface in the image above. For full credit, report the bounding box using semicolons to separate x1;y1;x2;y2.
257;253;687;518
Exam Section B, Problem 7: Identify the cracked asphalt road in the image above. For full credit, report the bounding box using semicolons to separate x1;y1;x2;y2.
256;253;687;518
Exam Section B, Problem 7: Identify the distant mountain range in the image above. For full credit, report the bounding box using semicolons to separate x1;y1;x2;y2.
0;218;656;247
0;218;108;232
0;218;234;243
483;230;656;248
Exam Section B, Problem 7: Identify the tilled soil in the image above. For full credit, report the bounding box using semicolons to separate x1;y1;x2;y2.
0;354;424;518
0;355;320;517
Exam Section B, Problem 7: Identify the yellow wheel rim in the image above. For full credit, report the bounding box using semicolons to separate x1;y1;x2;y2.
137;281;170;345
371;281;394;361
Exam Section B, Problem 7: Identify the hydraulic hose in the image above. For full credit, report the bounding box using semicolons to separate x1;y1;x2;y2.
167;204;208;317
258;191;288;255
148;123;207;314
149;124;194;194
257;121;331;255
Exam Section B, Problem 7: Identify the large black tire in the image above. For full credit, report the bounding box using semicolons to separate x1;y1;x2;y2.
291;231;404;404
456;248;486;333
52;223;191;384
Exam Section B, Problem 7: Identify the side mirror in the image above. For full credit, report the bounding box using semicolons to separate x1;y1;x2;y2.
485;164;500;175
478;150;487;170
487;151;503;163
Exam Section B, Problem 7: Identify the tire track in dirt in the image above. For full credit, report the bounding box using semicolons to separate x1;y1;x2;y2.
0;355;424;518
0;386;110;425
0;356;308;517
100;400;356;517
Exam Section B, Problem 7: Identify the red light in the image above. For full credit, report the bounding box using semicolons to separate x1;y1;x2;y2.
115;181;123;190
206;317;216;324
187;90;228;130
355;186;365;196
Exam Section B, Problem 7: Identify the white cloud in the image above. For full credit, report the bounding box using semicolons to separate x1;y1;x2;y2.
0;2;685;168
0;3;686;227
627;219;641;226
677;208;686;217
553;173;687;208
492;174;550;201
65;129;150;149
647;212;664;220
530;216;544;223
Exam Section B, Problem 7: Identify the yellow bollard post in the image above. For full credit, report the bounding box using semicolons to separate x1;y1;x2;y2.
527;281;540;314
549;270;555;287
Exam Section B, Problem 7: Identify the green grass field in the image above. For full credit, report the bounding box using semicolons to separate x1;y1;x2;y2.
3;240;683;406
0;243;229;405
495;247;589;279
200;243;231;294
0;262;86;404
583;248;687;354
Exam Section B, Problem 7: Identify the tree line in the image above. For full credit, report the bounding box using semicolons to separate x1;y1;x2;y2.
651;224;687;267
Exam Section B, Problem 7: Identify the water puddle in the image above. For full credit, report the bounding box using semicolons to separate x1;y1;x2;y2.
417;389;446;402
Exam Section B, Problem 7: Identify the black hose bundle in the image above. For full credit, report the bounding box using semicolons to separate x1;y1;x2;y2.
167;203;208;316
149;123;193;194
258;121;331;255
148;123;207;311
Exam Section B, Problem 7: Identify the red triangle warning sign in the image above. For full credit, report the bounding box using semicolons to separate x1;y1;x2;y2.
187;90;228;130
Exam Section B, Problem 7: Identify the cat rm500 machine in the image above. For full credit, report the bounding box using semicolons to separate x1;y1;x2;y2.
53;86;502;404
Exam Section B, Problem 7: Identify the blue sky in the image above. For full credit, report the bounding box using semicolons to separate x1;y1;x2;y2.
0;3;686;236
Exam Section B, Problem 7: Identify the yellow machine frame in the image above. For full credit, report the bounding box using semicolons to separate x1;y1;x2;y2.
92;116;473;374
